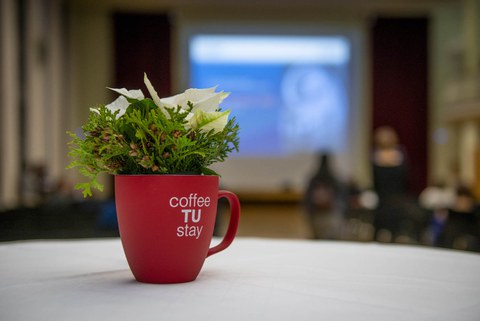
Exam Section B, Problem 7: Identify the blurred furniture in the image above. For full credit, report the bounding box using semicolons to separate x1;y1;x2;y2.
0;201;119;241
1;238;479;321
437;209;480;251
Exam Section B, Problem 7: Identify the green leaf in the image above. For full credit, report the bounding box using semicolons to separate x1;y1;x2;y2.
201;167;219;176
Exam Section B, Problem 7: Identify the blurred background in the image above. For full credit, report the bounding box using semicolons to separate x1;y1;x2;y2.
1;0;479;251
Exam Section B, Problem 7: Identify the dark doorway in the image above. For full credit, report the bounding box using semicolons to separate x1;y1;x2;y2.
113;13;172;97
371;17;429;195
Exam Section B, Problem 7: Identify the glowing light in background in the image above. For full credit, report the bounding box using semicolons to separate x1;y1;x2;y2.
189;35;351;156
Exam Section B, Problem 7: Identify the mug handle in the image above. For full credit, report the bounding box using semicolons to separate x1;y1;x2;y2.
207;190;241;257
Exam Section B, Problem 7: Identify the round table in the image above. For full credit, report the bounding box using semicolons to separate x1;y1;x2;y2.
1;238;479;321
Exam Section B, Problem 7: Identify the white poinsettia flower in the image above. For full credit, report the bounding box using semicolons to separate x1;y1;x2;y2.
188;109;230;133
159;87;230;132
125;76;231;132
105;88;144;118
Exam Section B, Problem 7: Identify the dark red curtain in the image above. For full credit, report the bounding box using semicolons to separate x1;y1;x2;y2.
371;17;429;195
113;13;172;97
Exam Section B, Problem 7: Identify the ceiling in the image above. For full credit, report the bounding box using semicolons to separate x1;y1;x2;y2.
70;0;457;15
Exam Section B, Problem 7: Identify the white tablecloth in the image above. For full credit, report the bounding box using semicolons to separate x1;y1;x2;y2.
1;238;479;321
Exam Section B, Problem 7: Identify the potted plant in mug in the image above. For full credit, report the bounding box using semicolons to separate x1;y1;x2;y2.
67;74;241;284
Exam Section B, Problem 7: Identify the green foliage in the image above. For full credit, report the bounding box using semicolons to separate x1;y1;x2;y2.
67;98;239;197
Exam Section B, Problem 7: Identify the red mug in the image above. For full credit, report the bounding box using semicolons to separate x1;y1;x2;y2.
114;175;240;283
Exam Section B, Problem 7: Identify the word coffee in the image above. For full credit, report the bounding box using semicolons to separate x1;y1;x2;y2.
169;193;211;240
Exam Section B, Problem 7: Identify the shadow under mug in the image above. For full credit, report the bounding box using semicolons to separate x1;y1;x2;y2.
114;175;240;284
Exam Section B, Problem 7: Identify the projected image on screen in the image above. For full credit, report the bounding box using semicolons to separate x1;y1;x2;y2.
189;35;350;157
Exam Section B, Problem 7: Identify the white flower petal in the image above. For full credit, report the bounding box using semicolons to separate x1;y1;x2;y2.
185;112;194;122
160;92;187;109
144;73;169;117
105;96;129;118
89;108;100;115
189;109;230;133
107;87;144;100
159;86;230;130
184;87;217;102
128;89;145;99
159;87;222;111
193;91;230;112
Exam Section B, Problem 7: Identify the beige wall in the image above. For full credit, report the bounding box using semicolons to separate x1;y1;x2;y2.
67;3;115;197
429;0;480;189
1;0;21;208
1;0;70;207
